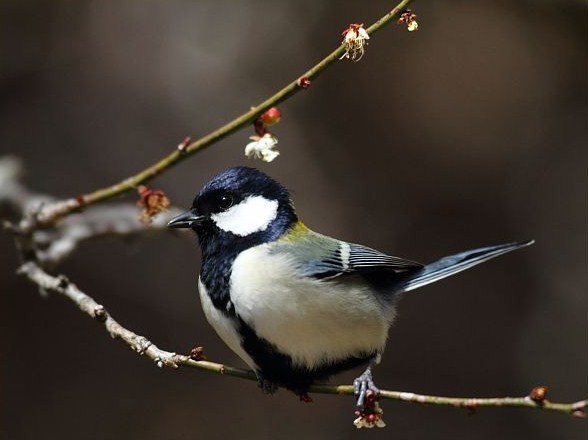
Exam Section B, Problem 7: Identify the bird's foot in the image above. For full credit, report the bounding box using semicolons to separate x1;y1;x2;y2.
257;376;279;395
352;368;385;428
353;367;379;407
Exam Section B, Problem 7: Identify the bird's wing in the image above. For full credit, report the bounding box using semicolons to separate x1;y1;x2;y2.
346;243;423;272
274;228;422;280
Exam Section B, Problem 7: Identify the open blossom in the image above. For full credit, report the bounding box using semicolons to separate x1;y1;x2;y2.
245;133;280;162
340;23;370;62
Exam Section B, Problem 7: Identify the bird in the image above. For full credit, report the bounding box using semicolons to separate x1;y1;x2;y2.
168;166;532;406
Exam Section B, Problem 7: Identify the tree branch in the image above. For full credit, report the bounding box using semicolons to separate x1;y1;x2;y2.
4;0;586;428
23;0;416;230
0;157;179;267
17;260;587;419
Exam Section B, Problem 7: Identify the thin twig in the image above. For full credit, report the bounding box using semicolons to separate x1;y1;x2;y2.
17;261;587;418
1;157;181;266
27;0;415;229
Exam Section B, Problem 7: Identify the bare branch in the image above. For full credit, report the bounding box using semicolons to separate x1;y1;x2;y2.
1;156;179;266
17;261;185;368
33;204;180;266
17;260;588;418
0;156;55;217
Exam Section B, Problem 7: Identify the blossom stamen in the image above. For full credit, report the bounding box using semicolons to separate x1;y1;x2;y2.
340;23;370;62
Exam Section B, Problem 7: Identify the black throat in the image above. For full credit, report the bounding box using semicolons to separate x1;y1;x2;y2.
195;207;296;314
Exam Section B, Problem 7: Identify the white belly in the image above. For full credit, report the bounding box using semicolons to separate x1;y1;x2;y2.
228;245;394;369
198;278;257;370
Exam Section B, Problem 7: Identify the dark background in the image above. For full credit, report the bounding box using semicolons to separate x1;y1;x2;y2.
1;1;586;439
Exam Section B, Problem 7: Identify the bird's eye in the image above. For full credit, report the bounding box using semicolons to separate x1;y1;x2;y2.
217;194;234;211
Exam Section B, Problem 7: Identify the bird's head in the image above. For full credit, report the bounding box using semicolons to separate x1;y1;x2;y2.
168;166;298;250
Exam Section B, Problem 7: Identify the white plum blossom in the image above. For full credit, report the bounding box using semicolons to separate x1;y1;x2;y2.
244;133;280;162
340;24;370;62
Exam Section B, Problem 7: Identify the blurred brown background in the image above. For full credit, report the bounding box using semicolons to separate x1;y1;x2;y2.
1;1;586;439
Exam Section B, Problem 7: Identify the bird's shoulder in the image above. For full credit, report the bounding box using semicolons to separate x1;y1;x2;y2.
268;221;423;280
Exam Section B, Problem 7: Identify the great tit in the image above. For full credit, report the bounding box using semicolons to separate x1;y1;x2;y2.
168;166;532;404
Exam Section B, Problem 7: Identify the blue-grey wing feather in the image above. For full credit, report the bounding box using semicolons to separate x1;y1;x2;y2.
347;243;423;272
272;229;532;295
273;230;422;279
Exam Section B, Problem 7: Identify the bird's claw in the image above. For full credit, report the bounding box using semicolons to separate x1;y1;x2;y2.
257;377;279;395
352;367;385;428
353;367;379;407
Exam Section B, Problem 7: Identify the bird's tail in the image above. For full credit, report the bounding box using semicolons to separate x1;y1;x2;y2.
397;240;534;293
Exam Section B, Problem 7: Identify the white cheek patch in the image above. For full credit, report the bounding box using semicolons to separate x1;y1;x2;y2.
211;195;278;236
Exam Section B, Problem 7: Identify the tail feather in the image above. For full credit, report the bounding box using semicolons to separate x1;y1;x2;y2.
397;240;534;293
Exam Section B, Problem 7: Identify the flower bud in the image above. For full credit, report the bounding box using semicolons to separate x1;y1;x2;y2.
259;107;282;126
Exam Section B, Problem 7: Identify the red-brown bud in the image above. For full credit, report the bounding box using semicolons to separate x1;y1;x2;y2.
259;107;282;126
190;346;206;361
137;185;171;223
297;76;312;89
529;386;548;404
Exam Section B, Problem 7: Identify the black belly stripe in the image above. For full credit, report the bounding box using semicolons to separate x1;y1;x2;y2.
237;316;376;392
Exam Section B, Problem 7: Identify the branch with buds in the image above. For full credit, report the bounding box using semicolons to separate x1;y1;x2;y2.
2;0;586;431
1;157;179;267
15;260;588;421
3;159;586;427
14;0;416;231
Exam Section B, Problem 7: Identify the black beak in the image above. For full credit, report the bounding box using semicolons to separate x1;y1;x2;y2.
167;209;203;229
